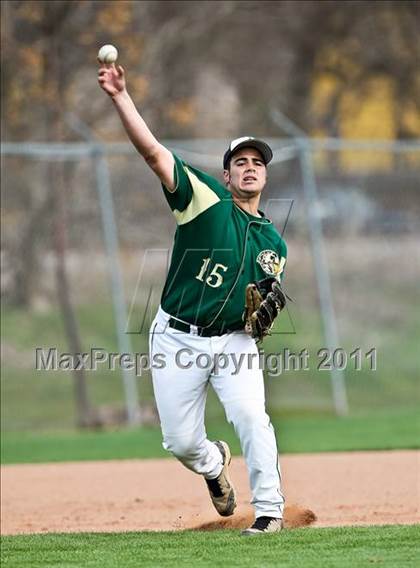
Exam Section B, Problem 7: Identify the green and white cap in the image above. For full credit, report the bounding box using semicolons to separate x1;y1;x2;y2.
223;136;273;169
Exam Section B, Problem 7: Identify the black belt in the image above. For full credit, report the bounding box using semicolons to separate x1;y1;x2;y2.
168;317;242;337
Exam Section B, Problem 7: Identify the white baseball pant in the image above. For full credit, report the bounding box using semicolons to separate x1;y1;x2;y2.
149;306;285;519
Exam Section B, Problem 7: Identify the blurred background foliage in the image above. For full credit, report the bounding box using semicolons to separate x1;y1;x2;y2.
1;1;420;440
2;0;420;141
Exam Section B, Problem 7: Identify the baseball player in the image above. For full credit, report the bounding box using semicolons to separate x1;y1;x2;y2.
98;62;288;535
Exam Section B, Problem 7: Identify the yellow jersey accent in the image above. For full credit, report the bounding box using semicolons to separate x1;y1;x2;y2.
173;167;220;225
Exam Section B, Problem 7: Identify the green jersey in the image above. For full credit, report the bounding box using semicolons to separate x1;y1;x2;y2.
160;153;287;332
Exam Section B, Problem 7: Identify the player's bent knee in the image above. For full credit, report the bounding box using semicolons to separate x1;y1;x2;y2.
163;433;202;461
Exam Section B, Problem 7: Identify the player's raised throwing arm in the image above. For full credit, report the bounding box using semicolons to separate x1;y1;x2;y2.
98;63;175;190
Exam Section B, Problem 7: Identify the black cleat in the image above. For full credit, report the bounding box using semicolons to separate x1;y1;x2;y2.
241;516;283;536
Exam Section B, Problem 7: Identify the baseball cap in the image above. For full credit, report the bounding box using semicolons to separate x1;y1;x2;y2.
223;136;273;169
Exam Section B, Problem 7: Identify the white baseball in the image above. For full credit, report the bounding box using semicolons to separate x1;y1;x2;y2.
98;44;118;64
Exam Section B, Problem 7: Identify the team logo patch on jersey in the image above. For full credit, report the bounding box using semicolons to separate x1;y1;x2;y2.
257;250;286;278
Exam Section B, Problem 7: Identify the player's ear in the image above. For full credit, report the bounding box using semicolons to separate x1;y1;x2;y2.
223;169;230;186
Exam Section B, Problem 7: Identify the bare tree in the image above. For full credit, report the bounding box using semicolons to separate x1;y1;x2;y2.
2;0;420;298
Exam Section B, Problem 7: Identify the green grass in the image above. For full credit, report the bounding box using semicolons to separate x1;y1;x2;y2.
1;525;419;567
1;302;154;432
2;294;419;457
2;409;418;464
2;301;420;434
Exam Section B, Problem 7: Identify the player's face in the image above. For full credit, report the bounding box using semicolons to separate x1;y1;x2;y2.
223;148;267;198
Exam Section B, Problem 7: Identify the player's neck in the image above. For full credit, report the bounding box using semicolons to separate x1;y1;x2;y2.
232;195;262;217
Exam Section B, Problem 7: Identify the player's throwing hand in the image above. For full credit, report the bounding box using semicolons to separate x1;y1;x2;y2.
98;63;126;99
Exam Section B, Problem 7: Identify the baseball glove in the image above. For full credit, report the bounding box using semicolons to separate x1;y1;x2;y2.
244;277;287;342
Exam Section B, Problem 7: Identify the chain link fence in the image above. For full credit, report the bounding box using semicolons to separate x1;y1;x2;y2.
1;137;419;430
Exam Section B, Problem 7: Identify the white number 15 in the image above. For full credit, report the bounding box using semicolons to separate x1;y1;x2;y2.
195;257;228;288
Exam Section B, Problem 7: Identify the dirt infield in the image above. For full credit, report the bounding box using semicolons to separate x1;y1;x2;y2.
1;450;419;535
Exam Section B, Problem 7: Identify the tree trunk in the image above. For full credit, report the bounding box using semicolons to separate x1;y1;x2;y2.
10;192;52;307
44;8;94;428
49;158;94;428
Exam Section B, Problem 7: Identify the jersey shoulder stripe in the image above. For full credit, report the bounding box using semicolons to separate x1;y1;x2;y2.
173;166;221;225
162;153;230;225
